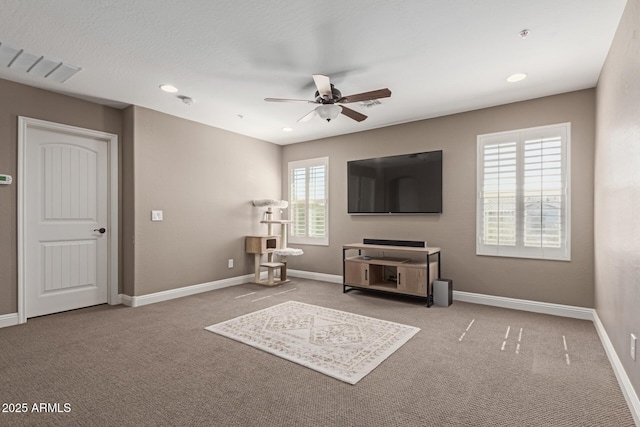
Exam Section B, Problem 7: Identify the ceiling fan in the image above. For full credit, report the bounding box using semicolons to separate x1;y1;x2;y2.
265;74;391;123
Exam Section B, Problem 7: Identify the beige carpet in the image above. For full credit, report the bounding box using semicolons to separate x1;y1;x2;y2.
205;301;420;384
0;278;635;426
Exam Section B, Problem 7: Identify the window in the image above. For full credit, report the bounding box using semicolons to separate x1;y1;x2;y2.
288;157;329;246
476;123;570;261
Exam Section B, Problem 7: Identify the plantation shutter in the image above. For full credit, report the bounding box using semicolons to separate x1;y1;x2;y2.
477;124;570;261
308;165;326;237
290;167;307;238
522;132;564;249
480;141;517;247
288;157;329;245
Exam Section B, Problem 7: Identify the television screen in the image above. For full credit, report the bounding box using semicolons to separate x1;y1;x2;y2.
347;150;442;214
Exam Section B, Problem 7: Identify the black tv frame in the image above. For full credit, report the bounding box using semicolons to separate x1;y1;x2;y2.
347;150;443;215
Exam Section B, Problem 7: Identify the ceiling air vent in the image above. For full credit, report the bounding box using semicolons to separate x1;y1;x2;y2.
0;41;81;83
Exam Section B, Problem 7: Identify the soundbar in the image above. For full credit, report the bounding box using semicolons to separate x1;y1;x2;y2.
363;238;426;248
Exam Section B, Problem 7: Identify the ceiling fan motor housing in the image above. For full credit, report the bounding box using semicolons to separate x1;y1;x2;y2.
315;84;342;104
265;74;390;123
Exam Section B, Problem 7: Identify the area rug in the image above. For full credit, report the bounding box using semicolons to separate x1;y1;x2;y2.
205;301;420;384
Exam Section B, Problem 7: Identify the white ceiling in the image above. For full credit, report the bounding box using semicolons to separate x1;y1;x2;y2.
0;0;628;145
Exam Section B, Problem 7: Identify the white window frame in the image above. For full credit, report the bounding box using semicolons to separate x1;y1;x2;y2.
288;157;329;246
476;123;571;261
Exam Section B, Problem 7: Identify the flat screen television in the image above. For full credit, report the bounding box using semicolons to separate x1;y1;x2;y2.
347;150;442;214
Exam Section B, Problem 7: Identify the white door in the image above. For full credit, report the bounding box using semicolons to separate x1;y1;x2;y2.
24;123;109;318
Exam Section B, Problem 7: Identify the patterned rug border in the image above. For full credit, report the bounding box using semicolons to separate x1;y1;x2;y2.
205;301;420;384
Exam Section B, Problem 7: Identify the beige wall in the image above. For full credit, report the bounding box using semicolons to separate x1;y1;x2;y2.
124;106;281;296
121;106;135;295
595;0;640;397
0;79;122;315
0;79;281;314
282;89;596;307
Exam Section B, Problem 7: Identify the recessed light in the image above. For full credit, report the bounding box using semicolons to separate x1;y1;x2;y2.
159;84;178;93
507;73;527;83
282;127;293;132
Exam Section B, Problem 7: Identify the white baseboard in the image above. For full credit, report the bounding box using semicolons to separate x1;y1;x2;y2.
119;270;335;309
286;270;594;320
593;312;640;426
453;290;594;320
119;273;255;308
287;269;342;284
119;269;342;307
0;312;19;329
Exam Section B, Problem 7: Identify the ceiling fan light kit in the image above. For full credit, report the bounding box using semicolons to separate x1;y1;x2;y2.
265;74;391;123
316;104;342;122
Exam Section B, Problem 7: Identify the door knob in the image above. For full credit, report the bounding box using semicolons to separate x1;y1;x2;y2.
93;228;106;234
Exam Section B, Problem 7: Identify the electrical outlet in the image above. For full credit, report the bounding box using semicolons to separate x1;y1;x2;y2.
228;259;234;269
151;210;163;221
631;334;637;361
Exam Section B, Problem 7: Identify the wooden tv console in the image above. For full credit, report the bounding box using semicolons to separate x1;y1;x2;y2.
342;243;441;307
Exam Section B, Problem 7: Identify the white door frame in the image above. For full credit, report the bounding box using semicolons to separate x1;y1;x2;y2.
17;117;119;324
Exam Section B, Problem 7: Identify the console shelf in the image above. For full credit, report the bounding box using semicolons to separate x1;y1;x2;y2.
342;243;441;306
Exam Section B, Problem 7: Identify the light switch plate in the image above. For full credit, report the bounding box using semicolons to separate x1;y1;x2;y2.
631;334;637;361
151;210;163;221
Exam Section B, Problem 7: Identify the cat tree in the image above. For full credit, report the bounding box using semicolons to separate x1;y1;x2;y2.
245;199;303;286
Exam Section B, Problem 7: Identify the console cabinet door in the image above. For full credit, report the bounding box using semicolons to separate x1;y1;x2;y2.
397;266;427;296
397;262;439;296
345;261;369;286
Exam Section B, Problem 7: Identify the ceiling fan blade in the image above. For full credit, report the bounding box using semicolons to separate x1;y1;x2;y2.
337;88;392;103
265;97;316;103
297;108;318;123
340;106;368;122
312;74;332;99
